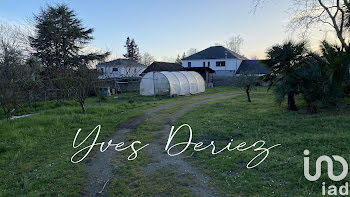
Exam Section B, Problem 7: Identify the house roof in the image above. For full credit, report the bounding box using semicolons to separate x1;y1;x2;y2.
182;46;246;60
97;58;146;67
141;61;184;74
185;67;215;73
236;60;269;75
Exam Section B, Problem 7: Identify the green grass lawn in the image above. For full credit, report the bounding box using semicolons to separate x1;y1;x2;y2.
173;91;350;196
105;89;242;197
0;93;184;196
0;87;237;196
1;86;349;196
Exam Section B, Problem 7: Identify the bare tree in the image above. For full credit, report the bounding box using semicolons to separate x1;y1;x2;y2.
0;21;34;56
251;0;266;12
233;73;259;102
225;35;244;54
0;22;40;119
71;67;99;114
290;0;349;50
0;41;33;119
187;48;198;56
122;60;145;77
253;0;350;51
141;52;154;66
160;56;176;62
250;55;259;60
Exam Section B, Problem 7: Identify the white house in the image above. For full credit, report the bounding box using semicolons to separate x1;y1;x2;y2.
182;46;247;77
96;58;147;79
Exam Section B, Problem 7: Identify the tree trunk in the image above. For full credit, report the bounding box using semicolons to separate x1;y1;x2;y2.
79;101;86;114
287;92;298;111
307;102;317;113
245;85;251;102
28;94;33;111
6;109;11;120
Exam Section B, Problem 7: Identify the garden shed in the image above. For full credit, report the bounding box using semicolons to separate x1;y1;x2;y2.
140;71;205;96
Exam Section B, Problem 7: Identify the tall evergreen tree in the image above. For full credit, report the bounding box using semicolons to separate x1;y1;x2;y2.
175;54;182;64
30;4;107;80
30;4;108;113
123;37;140;62
182;52;186;60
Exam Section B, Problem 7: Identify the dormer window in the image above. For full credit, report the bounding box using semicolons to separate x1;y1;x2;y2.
112;68;118;72
188;62;192;68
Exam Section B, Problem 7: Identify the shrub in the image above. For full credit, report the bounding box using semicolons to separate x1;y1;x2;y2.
294;59;343;113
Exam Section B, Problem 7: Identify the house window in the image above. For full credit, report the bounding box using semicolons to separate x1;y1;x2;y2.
203;62;205;67
216;61;226;67
188;62;192;68
112;68;118;72
208;62;210;67
100;68;104;73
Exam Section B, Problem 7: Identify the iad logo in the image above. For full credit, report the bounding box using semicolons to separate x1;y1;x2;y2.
304;150;348;181
304;150;349;196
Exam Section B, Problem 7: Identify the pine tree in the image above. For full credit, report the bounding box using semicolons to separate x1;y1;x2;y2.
31;5;98;76
123;37;140;62
182;52;186;60
30;4;108;113
175;54;182;64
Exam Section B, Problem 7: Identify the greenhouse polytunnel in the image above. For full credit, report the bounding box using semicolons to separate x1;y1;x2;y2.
140;71;205;96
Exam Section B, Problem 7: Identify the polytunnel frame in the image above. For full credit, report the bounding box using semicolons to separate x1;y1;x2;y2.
171;72;191;95
188;71;205;93
179;71;199;94
159;71;182;96
139;72;155;96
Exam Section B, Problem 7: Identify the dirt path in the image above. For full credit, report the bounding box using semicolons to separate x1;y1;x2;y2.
84;92;239;197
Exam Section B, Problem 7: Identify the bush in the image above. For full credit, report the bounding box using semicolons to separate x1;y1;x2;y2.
263;40;348;113
294;62;343;112
344;79;350;97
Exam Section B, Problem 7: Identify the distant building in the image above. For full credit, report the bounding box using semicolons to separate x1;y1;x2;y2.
182;46;246;77
236;60;269;76
97;58;147;79
141;61;184;75
182;46;270;78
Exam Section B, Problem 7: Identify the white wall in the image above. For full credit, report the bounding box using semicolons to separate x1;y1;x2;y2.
182;58;242;76
182;58;242;71
97;65;146;79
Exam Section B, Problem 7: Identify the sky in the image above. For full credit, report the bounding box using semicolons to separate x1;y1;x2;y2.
0;0;329;60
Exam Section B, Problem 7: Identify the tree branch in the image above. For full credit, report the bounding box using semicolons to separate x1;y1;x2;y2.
318;0;347;50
